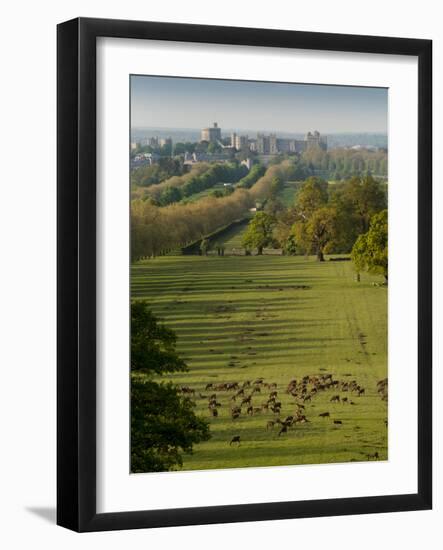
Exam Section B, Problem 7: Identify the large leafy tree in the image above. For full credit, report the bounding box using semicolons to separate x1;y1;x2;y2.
131;301;210;473
295;176;329;218
291;178;340;261
293;206;339;261
351;209;388;283
242;211;276;254
333;175;387;235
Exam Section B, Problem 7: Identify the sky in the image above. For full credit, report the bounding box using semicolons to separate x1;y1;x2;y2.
131;75;388;134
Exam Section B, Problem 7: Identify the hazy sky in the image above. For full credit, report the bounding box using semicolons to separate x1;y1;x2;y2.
131;75;388;134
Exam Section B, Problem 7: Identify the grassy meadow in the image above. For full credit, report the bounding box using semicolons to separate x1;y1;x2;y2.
131;251;388;471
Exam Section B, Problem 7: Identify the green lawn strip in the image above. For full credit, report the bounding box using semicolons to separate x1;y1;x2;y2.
131;255;387;471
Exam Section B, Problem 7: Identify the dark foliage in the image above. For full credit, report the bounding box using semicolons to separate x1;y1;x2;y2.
131;301;187;375
131;379;210;473
131;301;210;472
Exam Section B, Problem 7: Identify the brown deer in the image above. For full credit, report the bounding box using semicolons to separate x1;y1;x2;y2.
278;425;288;436
230;436;241;446
366;451;379;460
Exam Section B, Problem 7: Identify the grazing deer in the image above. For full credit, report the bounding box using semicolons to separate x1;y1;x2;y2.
205;383;213;390
333;420;342;425
357;388;365;397
330;395;340;403
366;451;379;460
247;405;254;415
319;412;330;418
230;436;241;446
211;409;218;417
341;397;348;404
278;425;288;436
266;420;275;430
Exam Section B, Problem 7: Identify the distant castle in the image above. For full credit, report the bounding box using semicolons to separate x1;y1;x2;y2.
200;122;327;154
200;122;222;143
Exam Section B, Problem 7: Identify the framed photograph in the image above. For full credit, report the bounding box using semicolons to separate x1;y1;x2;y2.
57;17;432;532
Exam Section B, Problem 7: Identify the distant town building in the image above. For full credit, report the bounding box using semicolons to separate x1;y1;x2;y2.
145;136;159;147
130;142;138;151
184;151;231;165
201;122;222;143
255;130;327;155
256;133;270;154
159;137;172;147
230;133;249;150
241;158;254;170
131;152;160;169
305;131;327;151
235;135;249;150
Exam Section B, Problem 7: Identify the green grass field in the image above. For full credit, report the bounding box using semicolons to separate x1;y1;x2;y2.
180;182;233;204
279;181;302;206
131;253;388;471
211;218;250;249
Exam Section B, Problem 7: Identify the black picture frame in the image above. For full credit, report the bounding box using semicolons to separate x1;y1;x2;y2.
57;17;432;532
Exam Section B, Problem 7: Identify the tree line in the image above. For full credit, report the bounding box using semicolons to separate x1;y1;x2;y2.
131;157;185;187
131;161;299;259
131;162;211;201
241;175;387;268
301;146;388;179
156;162;248;206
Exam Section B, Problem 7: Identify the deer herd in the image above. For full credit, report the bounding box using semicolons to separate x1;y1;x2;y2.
180;375;388;454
